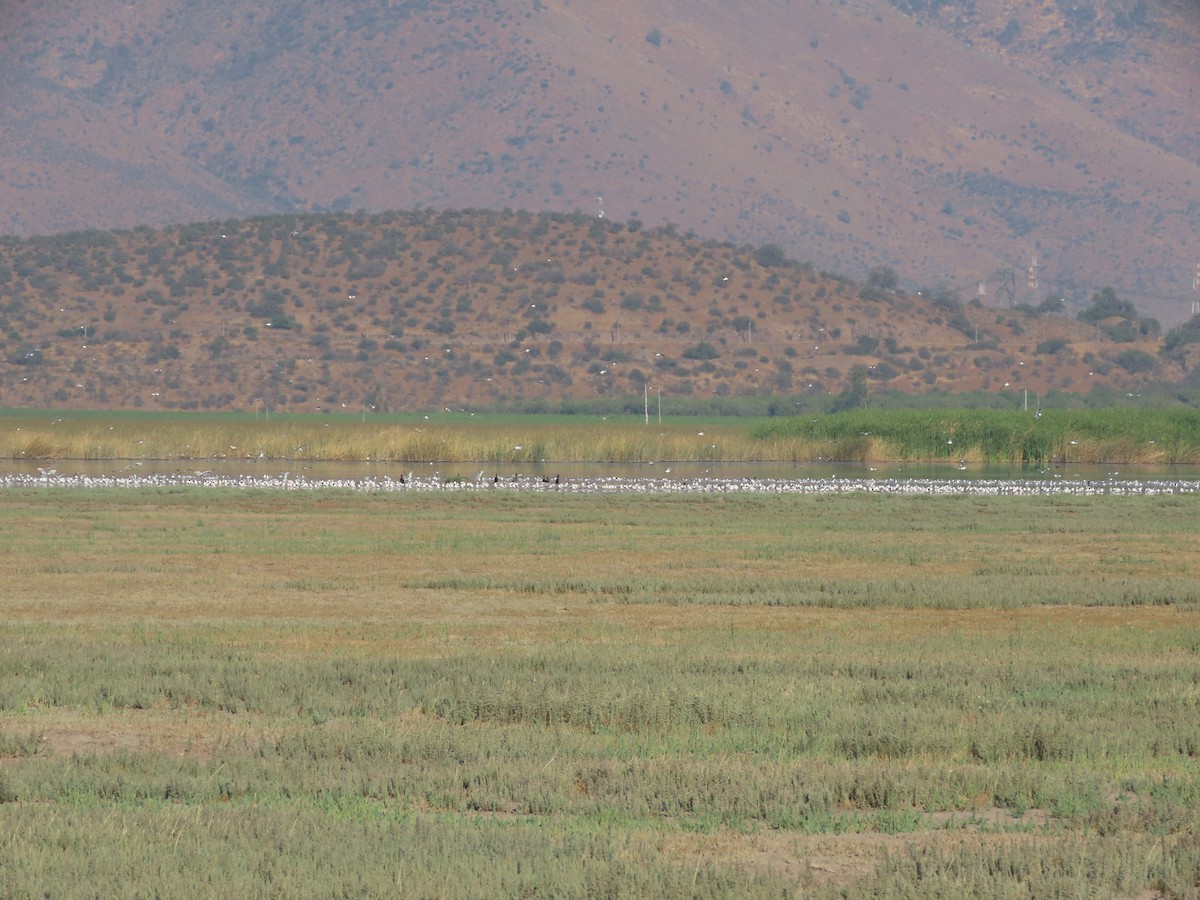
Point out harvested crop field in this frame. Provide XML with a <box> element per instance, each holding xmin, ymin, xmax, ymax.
<box><xmin>1</xmin><ymin>488</ymin><xmax>1197</xmax><ymax>896</ymax></box>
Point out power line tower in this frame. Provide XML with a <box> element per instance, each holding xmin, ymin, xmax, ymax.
<box><xmin>1190</xmin><ymin>261</ymin><xmax>1200</xmax><ymax>317</ymax></box>
<box><xmin>1027</xmin><ymin>255</ymin><xmax>1039</xmax><ymax>300</ymax></box>
<box><xmin>596</xmin><ymin>195</ymin><xmax>605</xmax><ymax>219</ymax></box>
<box><xmin>992</xmin><ymin>268</ymin><xmax>1016</xmax><ymax>306</ymax></box>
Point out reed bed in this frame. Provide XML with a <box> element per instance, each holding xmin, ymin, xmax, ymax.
<box><xmin>754</xmin><ymin>407</ymin><xmax>1200</xmax><ymax>464</ymax></box>
<box><xmin>0</xmin><ymin>489</ymin><xmax>1198</xmax><ymax>896</ymax></box>
<box><xmin>7</xmin><ymin>407</ymin><xmax>1200</xmax><ymax>464</ymax></box>
<box><xmin>0</xmin><ymin>411</ymin><xmax>764</xmax><ymax>463</ymax></box>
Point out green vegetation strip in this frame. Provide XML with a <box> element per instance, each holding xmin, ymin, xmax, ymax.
<box><xmin>0</xmin><ymin>490</ymin><xmax>1197</xmax><ymax>896</ymax></box>
<box><xmin>754</xmin><ymin>407</ymin><xmax>1200</xmax><ymax>464</ymax></box>
<box><xmin>6</xmin><ymin>407</ymin><xmax>1200</xmax><ymax>464</ymax></box>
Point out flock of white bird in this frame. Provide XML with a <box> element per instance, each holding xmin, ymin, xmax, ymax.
<box><xmin>3</xmin><ymin>470</ymin><xmax>1197</xmax><ymax>496</ymax></box>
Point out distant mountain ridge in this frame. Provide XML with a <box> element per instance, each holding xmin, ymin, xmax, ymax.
<box><xmin>1</xmin><ymin>0</ymin><xmax>1198</xmax><ymax>322</ymax></box>
<box><xmin>0</xmin><ymin>209</ymin><xmax>1178</xmax><ymax>413</ymax></box>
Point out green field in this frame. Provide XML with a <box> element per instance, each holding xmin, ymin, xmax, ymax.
<box><xmin>1</xmin><ymin>488</ymin><xmax>1198</xmax><ymax>896</ymax></box>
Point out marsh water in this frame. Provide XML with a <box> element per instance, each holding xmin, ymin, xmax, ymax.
<box><xmin>7</xmin><ymin>458</ymin><xmax>1200</xmax><ymax>484</ymax></box>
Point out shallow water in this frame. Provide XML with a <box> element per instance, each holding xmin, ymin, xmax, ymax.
<box><xmin>7</xmin><ymin>458</ymin><xmax>1200</xmax><ymax>483</ymax></box>
<box><xmin>4</xmin><ymin>461</ymin><xmax>1198</xmax><ymax>496</ymax></box>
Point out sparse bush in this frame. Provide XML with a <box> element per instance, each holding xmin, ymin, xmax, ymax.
<box><xmin>1113</xmin><ymin>349</ymin><xmax>1156</xmax><ymax>374</ymax></box>
<box><xmin>1036</xmin><ymin>338</ymin><xmax>1069</xmax><ymax>355</ymax></box>
<box><xmin>682</xmin><ymin>341</ymin><xmax>719</xmax><ymax>360</ymax></box>
<box><xmin>753</xmin><ymin>243</ymin><xmax>788</xmax><ymax>268</ymax></box>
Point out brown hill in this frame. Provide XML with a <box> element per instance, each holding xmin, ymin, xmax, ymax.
<box><xmin>1</xmin><ymin>1</ymin><xmax>1198</xmax><ymax>325</ymax></box>
<box><xmin>0</xmin><ymin>210</ymin><xmax>1176</xmax><ymax>413</ymax></box>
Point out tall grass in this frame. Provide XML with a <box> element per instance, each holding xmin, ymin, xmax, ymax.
<box><xmin>6</xmin><ymin>407</ymin><xmax>1200</xmax><ymax>463</ymax></box>
<box><xmin>753</xmin><ymin>407</ymin><xmax>1200</xmax><ymax>463</ymax></box>
<box><xmin>0</xmin><ymin>411</ymin><xmax>763</xmax><ymax>463</ymax></box>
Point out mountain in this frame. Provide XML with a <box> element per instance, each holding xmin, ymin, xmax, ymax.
<box><xmin>1</xmin><ymin>1</ymin><xmax>1198</xmax><ymax>325</ymax></box>
<box><xmin>0</xmin><ymin>210</ymin><xmax>1179</xmax><ymax>413</ymax></box>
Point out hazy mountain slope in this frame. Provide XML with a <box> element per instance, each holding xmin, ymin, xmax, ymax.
<box><xmin>0</xmin><ymin>210</ymin><xmax>1174</xmax><ymax>414</ymax></box>
<box><xmin>897</xmin><ymin>0</ymin><xmax>1200</xmax><ymax>163</ymax></box>
<box><xmin>1</xmin><ymin>0</ymin><xmax>1197</xmax><ymax>323</ymax></box>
